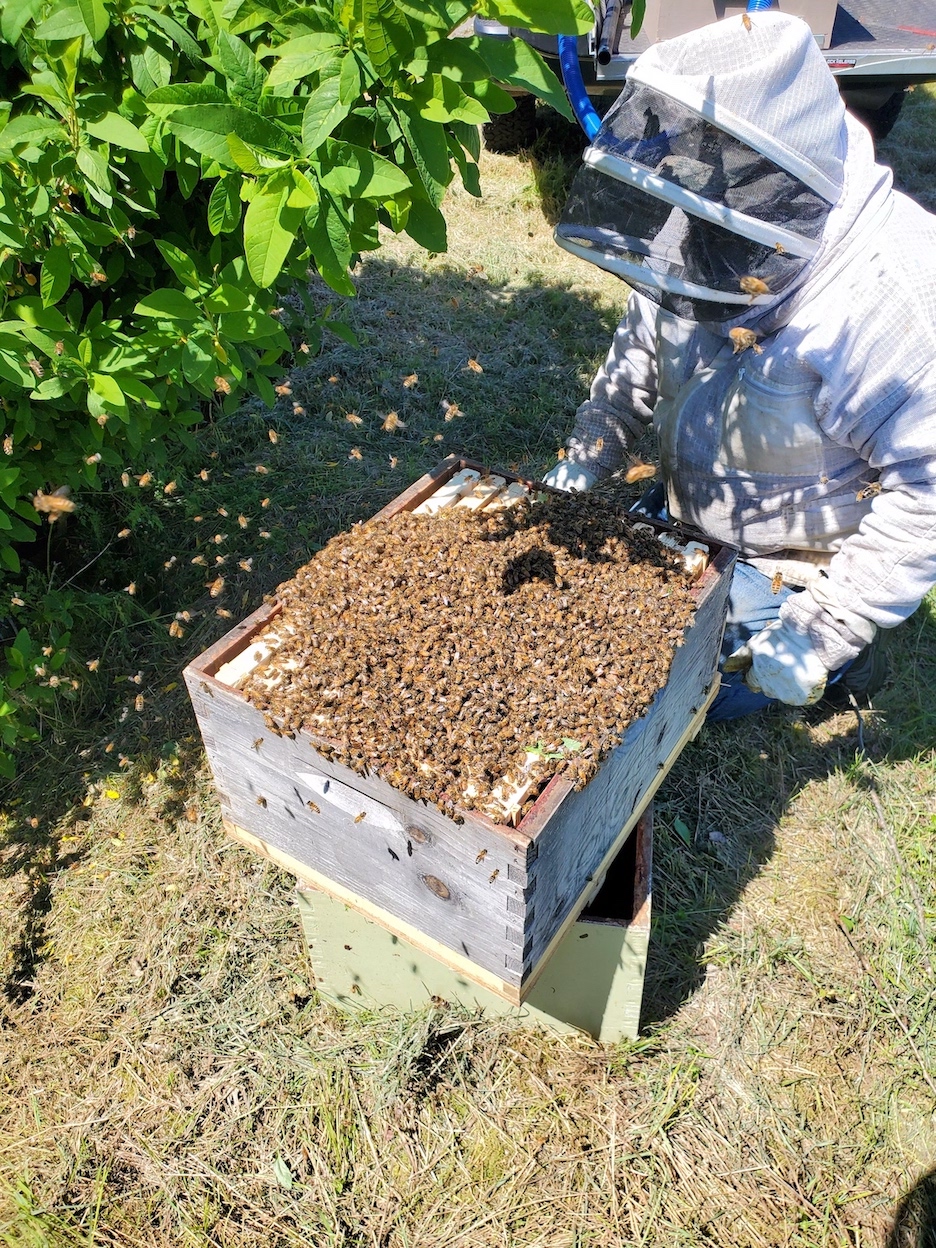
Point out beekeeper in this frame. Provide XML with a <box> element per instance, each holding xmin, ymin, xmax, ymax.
<box><xmin>546</xmin><ymin>11</ymin><xmax>936</xmax><ymax>720</ymax></box>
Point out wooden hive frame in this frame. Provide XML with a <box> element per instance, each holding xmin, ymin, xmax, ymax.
<box><xmin>185</xmin><ymin>457</ymin><xmax>736</xmax><ymax>1005</ymax></box>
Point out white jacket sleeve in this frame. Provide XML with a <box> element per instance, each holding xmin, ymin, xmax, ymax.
<box><xmin>781</xmin><ymin>360</ymin><xmax>936</xmax><ymax>670</ymax></box>
<box><xmin>566</xmin><ymin>291</ymin><xmax>659</xmax><ymax>480</ymax></box>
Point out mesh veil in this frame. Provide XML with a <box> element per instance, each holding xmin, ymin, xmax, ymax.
<box><xmin>555</xmin><ymin>80</ymin><xmax>834</xmax><ymax>320</ymax></box>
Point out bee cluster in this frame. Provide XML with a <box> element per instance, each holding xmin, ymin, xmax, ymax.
<box><xmin>241</xmin><ymin>491</ymin><xmax>697</xmax><ymax>823</ymax></box>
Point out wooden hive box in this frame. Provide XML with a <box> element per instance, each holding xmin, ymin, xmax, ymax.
<box><xmin>297</xmin><ymin>807</ymin><xmax>654</xmax><ymax>1043</ymax></box>
<box><xmin>185</xmin><ymin>457</ymin><xmax>736</xmax><ymax>1005</ymax></box>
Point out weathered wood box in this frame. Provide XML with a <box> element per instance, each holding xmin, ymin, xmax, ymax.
<box><xmin>298</xmin><ymin>807</ymin><xmax>654</xmax><ymax>1043</ymax></box>
<box><xmin>185</xmin><ymin>457</ymin><xmax>736</xmax><ymax>1004</ymax></box>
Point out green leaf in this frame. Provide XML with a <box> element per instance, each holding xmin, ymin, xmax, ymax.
<box><xmin>40</xmin><ymin>245</ymin><xmax>71</xmax><ymax>308</ymax></box>
<box><xmin>216</xmin><ymin>30</ymin><xmax>265</xmax><ymax>107</ymax></box>
<box><xmin>232</xmin><ymin>109</ymin><xmax>293</xmax><ymax>157</ymax></box>
<box><xmin>320</xmin><ymin>142</ymin><xmax>410</xmax><ymax>198</ymax></box>
<box><xmin>166</xmin><ymin>105</ymin><xmax>238</xmax><ymax>166</ymax></box>
<box><xmin>484</xmin><ymin>0</ymin><xmax>592</xmax><ymax>36</ymax></box>
<box><xmin>34</xmin><ymin>5</ymin><xmax>88</xmax><ymax>38</ymax></box>
<box><xmin>672</xmin><ymin>816</ymin><xmax>692</xmax><ymax>847</ymax></box>
<box><xmin>0</xmin><ymin>115</ymin><xmax>63</xmax><ymax>149</ymax></box>
<box><xmin>1</xmin><ymin>0</ymin><xmax>44</xmax><ymax>44</ymax></box>
<box><xmin>264</xmin><ymin>33</ymin><xmax>343</xmax><ymax>87</ymax></box>
<box><xmin>76</xmin><ymin>0</ymin><xmax>109</xmax><ymax>41</ymax></box>
<box><xmin>132</xmin><ymin>6</ymin><xmax>201</xmax><ymax>58</ymax></box>
<box><xmin>91</xmin><ymin>372</ymin><xmax>127</xmax><ymax>414</ymax></box>
<box><xmin>411</xmin><ymin>75</ymin><xmax>488</xmax><ymax>125</ymax></box>
<box><xmin>304</xmin><ymin>197</ymin><xmax>354</xmax><ymax>296</ymax></box>
<box><xmin>147</xmin><ymin>83</ymin><xmax>228</xmax><ymax>108</ymax></box>
<box><xmin>85</xmin><ymin>111</ymin><xmax>149</xmax><ymax>152</ymax></box>
<box><xmin>205</xmin><ymin>283</ymin><xmax>250</xmax><ymax>312</ymax></box>
<box><xmin>390</xmin><ymin>101</ymin><xmax>450</xmax><ymax>207</ymax></box>
<box><xmin>155</xmin><ymin>240</ymin><xmax>201</xmax><ymax>290</ymax></box>
<box><xmin>472</xmin><ymin>35</ymin><xmax>574</xmax><ymax>121</ymax></box>
<box><xmin>422</xmin><ymin>38</ymin><xmax>488</xmax><ymax>81</ymax></box>
<box><xmin>272</xmin><ymin>1157</ymin><xmax>293</xmax><ymax>1191</ymax></box>
<box><xmin>362</xmin><ymin>0</ymin><xmax>414</xmax><ymax>84</ymax></box>
<box><xmin>134</xmin><ymin>287</ymin><xmax>202</xmax><ymax>321</ymax></box>
<box><xmin>207</xmin><ymin>177</ymin><xmax>241</xmax><ymax>235</ymax></box>
<box><xmin>243</xmin><ymin>187</ymin><xmax>303</xmax><ymax>287</ymax></box>
<box><xmin>301</xmin><ymin>75</ymin><xmax>352</xmax><ymax>157</ymax></box>
<box><xmin>404</xmin><ymin>196</ymin><xmax>446</xmax><ymax>251</ymax></box>
<box><xmin>287</xmin><ymin>168</ymin><xmax>319</xmax><ymax>209</ymax></box>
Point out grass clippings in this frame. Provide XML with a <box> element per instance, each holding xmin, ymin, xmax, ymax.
<box><xmin>1</xmin><ymin>102</ymin><xmax>935</xmax><ymax>1248</ymax></box>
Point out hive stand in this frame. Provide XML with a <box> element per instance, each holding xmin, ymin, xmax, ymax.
<box><xmin>297</xmin><ymin>807</ymin><xmax>654</xmax><ymax>1043</ymax></box>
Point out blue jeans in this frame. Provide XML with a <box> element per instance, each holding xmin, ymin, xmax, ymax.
<box><xmin>630</xmin><ymin>484</ymin><xmax>847</xmax><ymax>722</ymax></box>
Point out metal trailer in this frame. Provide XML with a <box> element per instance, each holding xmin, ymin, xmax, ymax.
<box><xmin>479</xmin><ymin>1</ymin><xmax>936</xmax><ymax>148</ymax></box>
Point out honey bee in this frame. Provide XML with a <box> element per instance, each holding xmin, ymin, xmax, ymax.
<box><xmin>856</xmin><ymin>480</ymin><xmax>882</xmax><ymax>501</ymax></box>
<box><xmin>774</xmin><ymin>242</ymin><xmax>786</xmax><ymax>255</ymax></box>
<box><xmin>741</xmin><ymin>10</ymin><xmax>752</xmax><ymax>29</ymax></box>
<box><xmin>466</xmin><ymin>358</ymin><xmax>483</xmax><ymax>373</ymax></box>
<box><xmin>255</xmin><ymin>464</ymin><xmax>269</xmax><ymax>475</ymax></box>
<box><xmin>442</xmin><ymin>400</ymin><xmax>461</xmax><ymax>421</ymax></box>
<box><xmin>252</xmin><ymin>738</ymin><xmax>264</xmax><ymax>751</ymax></box>
<box><xmin>353</xmin><ymin>811</ymin><xmax>366</xmax><ymax>823</ymax></box>
<box><xmin>594</xmin><ymin>437</ymin><xmax>604</xmax><ymax>453</ymax></box>
<box><xmin>625</xmin><ymin>462</ymin><xmax>658</xmax><ymax>484</ymax></box>
<box><xmin>199</xmin><ymin>469</ymin><xmax>210</xmax><ymax>481</ymax></box>
<box><xmin>256</xmin><ymin>796</ymin><xmax>267</xmax><ymax>807</ymax></box>
<box><xmin>163</xmin><ymin>481</ymin><xmax>177</xmax><ymax>495</ymax></box>
<box><xmin>268</xmin><ymin>429</ymin><xmax>278</xmax><ymax>444</ymax></box>
<box><xmin>169</xmin><ymin>620</ymin><xmax>185</xmax><ymax>638</ymax></box>
<box><xmin>345</xmin><ymin>412</ymin><xmax>362</xmax><ymax>426</ymax></box>
<box><xmin>402</xmin><ymin>373</ymin><xmax>418</xmax><ymax>388</ymax></box>
<box><xmin>382</xmin><ymin>412</ymin><xmax>406</xmax><ymax>432</ymax></box>
<box><xmin>134</xmin><ymin>694</ymin><xmax>145</xmax><ymax>711</ymax></box>
<box><xmin>739</xmin><ymin>276</ymin><xmax>770</xmax><ymax>299</ymax></box>
<box><xmin>207</xmin><ymin>576</ymin><xmax>225</xmax><ymax>597</ymax></box>
<box><xmin>349</xmin><ymin>447</ymin><xmax>363</xmax><ymax>460</ymax></box>
<box><xmin>475</xmin><ymin>849</ymin><xmax>487</xmax><ymax>863</ymax></box>
<box><xmin>199</xmin><ymin>680</ymin><xmax>213</xmax><ymax>697</ymax></box>
<box><xmin>770</xmin><ymin>570</ymin><xmax>783</xmax><ymax>595</ymax></box>
<box><xmin>138</xmin><ymin>472</ymin><xmax>153</xmax><ymax>487</ymax></box>
<box><xmin>261</xmin><ymin>497</ymin><xmax>270</xmax><ymax>508</ymax></box>
<box><xmin>729</xmin><ymin>327</ymin><xmax>764</xmax><ymax>355</ymax></box>
<box><xmin>307</xmin><ymin>800</ymin><xmax>320</xmax><ymax>814</ymax></box>
<box><xmin>488</xmin><ymin>869</ymin><xmax>499</xmax><ymax>883</ymax></box>
<box><xmin>32</xmin><ymin>486</ymin><xmax>76</xmax><ymax>523</ymax></box>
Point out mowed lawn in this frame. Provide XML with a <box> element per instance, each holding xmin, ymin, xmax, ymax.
<box><xmin>1</xmin><ymin>91</ymin><xmax>935</xmax><ymax>1248</ymax></box>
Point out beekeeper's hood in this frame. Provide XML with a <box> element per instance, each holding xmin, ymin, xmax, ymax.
<box><xmin>555</xmin><ymin>11</ymin><xmax>891</xmax><ymax>324</ymax></box>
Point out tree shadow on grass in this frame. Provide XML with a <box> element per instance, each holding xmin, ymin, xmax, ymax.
<box><xmin>0</xmin><ymin>258</ymin><xmax>624</xmax><ymax>1009</ymax></box>
<box><xmin>887</xmin><ymin>1164</ymin><xmax>936</xmax><ymax>1248</ymax></box>
<box><xmin>641</xmin><ymin>598</ymin><xmax>936</xmax><ymax>1028</ymax></box>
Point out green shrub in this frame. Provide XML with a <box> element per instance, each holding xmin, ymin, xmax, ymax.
<box><xmin>0</xmin><ymin>0</ymin><xmax>591</xmax><ymax>774</ymax></box>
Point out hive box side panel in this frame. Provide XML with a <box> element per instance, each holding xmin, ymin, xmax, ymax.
<box><xmin>184</xmin><ymin>671</ymin><xmax>531</xmax><ymax>987</ymax></box>
<box><xmin>520</xmin><ymin>551</ymin><xmax>733</xmax><ymax>976</ymax></box>
<box><xmin>298</xmin><ymin>811</ymin><xmax>651</xmax><ymax>1043</ymax></box>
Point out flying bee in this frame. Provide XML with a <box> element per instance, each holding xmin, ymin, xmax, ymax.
<box><xmin>770</xmin><ymin>570</ymin><xmax>783</xmax><ymax>595</ymax></box>
<box><xmin>856</xmin><ymin>479</ymin><xmax>882</xmax><ymax>501</ymax></box>
<box><xmin>32</xmin><ymin>486</ymin><xmax>76</xmax><ymax>522</ymax></box>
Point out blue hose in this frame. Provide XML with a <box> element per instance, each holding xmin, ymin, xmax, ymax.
<box><xmin>560</xmin><ymin>0</ymin><xmax>773</xmax><ymax>136</ymax></box>
<box><xmin>557</xmin><ymin>34</ymin><xmax>601</xmax><ymax>139</ymax></box>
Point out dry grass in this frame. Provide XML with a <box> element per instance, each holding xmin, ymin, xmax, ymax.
<box><xmin>1</xmin><ymin>106</ymin><xmax>935</xmax><ymax>1247</ymax></box>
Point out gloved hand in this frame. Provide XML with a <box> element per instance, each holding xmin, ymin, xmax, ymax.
<box><xmin>543</xmin><ymin>460</ymin><xmax>597</xmax><ymax>493</ymax></box>
<box><xmin>725</xmin><ymin>617</ymin><xmax>828</xmax><ymax>706</ymax></box>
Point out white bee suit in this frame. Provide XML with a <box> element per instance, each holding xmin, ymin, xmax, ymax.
<box><xmin>554</xmin><ymin>12</ymin><xmax>936</xmax><ymax>676</ymax></box>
